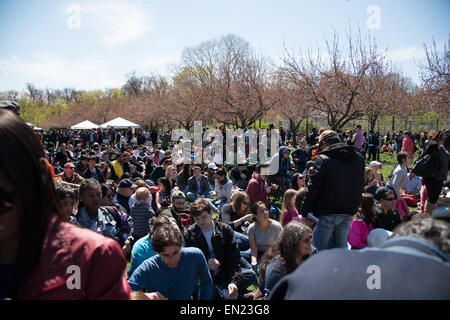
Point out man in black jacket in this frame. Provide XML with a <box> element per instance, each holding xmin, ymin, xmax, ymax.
<box><xmin>183</xmin><ymin>198</ymin><xmax>255</xmax><ymax>299</ymax></box>
<box><xmin>299</xmin><ymin>130</ymin><xmax>365</xmax><ymax>251</ymax></box>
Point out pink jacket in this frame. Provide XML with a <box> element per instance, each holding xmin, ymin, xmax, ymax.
<box><xmin>281</xmin><ymin>209</ymin><xmax>300</xmax><ymax>227</ymax></box>
<box><xmin>347</xmin><ymin>220</ymin><xmax>373</xmax><ymax>249</ymax></box>
<box><xmin>20</xmin><ymin>216</ymin><xmax>130</xmax><ymax>300</ymax></box>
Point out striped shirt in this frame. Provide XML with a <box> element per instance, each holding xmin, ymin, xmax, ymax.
<box><xmin>130</xmin><ymin>202</ymin><xmax>154</xmax><ymax>238</ymax></box>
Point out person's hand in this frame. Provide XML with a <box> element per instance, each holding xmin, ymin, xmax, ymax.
<box><xmin>227</xmin><ymin>283</ymin><xmax>238</xmax><ymax>299</ymax></box>
<box><xmin>208</xmin><ymin>258</ymin><xmax>221</xmax><ymax>272</ymax></box>
<box><xmin>145</xmin><ymin>292</ymin><xmax>168</xmax><ymax>300</ymax></box>
<box><xmin>271</xmin><ymin>184</ymin><xmax>277</xmax><ymax>190</ymax></box>
<box><xmin>243</xmin><ymin>214</ymin><xmax>253</xmax><ymax>222</ymax></box>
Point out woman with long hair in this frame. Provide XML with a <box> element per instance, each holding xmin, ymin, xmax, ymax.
<box><xmin>257</xmin><ymin>222</ymin><xmax>313</xmax><ymax>299</ymax></box>
<box><xmin>279</xmin><ymin>189</ymin><xmax>300</xmax><ymax>227</ymax></box>
<box><xmin>0</xmin><ymin>109</ymin><xmax>129</xmax><ymax>299</ymax></box>
<box><xmin>347</xmin><ymin>193</ymin><xmax>375</xmax><ymax>249</ymax></box>
<box><xmin>220</xmin><ymin>191</ymin><xmax>253</xmax><ymax>251</ymax></box>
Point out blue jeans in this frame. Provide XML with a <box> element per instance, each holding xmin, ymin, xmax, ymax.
<box><xmin>312</xmin><ymin>215</ymin><xmax>352</xmax><ymax>251</ymax></box>
<box><xmin>234</xmin><ymin>231</ymin><xmax>250</xmax><ymax>251</ymax></box>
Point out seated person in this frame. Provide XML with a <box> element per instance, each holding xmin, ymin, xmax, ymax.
<box><xmin>373</xmin><ymin>187</ymin><xmax>403</xmax><ymax>232</ymax></box>
<box><xmin>150</xmin><ymin>158</ymin><xmax>172</xmax><ymax>184</ymax></box>
<box><xmin>55</xmin><ymin>162</ymin><xmax>85</xmax><ymax>189</ymax></box>
<box><xmin>187</xmin><ymin>166</ymin><xmax>214</xmax><ymax>203</ymax></box>
<box><xmin>127</xmin><ymin>222</ymin><xmax>213</xmax><ymax>300</ymax></box>
<box><xmin>248</xmin><ymin>201</ymin><xmax>283</xmax><ymax>267</ymax></box>
<box><xmin>363</xmin><ymin>166</ymin><xmax>379</xmax><ymax>196</ymax></box>
<box><xmin>212</xmin><ymin>167</ymin><xmax>233</xmax><ymax>210</ymax></box>
<box><xmin>220</xmin><ymin>191</ymin><xmax>253</xmax><ymax>251</ymax></box>
<box><xmin>347</xmin><ymin>193</ymin><xmax>375</xmax><ymax>249</ymax></box>
<box><xmin>229</xmin><ymin>163</ymin><xmax>251</xmax><ymax>190</ymax></box>
<box><xmin>127</xmin><ymin>216</ymin><xmax>171</xmax><ymax>278</ymax></box>
<box><xmin>403</xmin><ymin>171</ymin><xmax>423</xmax><ymax>197</ymax></box>
<box><xmin>183</xmin><ymin>199</ymin><xmax>256</xmax><ymax>300</ymax></box>
<box><xmin>258</xmin><ymin>222</ymin><xmax>313</xmax><ymax>299</ymax></box>
<box><xmin>159</xmin><ymin>189</ymin><xmax>193</xmax><ymax>233</ymax></box>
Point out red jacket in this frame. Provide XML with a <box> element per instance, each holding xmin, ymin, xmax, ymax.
<box><xmin>19</xmin><ymin>216</ymin><xmax>130</xmax><ymax>300</ymax></box>
<box><xmin>246</xmin><ymin>172</ymin><xmax>270</xmax><ymax>208</ymax></box>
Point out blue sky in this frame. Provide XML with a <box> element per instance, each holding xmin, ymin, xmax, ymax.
<box><xmin>0</xmin><ymin>0</ymin><xmax>448</xmax><ymax>91</ymax></box>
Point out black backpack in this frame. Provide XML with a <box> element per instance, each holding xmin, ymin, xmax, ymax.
<box><xmin>411</xmin><ymin>143</ymin><xmax>440</xmax><ymax>178</ymax></box>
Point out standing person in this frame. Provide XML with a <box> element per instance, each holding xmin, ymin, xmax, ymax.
<box><xmin>127</xmin><ymin>222</ymin><xmax>213</xmax><ymax>300</ymax></box>
<box><xmin>401</xmin><ymin>131</ymin><xmax>415</xmax><ymax>161</ymax></box>
<box><xmin>347</xmin><ymin>193</ymin><xmax>375</xmax><ymax>249</ymax></box>
<box><xmin>0</xmin><ymin>110</ymin><xmax>130</xmax><ymax>299</ymax></box>
<box><xmin>308</xmin><ymin>128</ymin><xmax>318</xmax><ymax>146</ymax></box>
<box><xmin>298</xmin><ymin>130</ymin><xmax>365</xmax><ymax>251</ymax></box>
<box><xmin>367</xmin><ymin>130</ymin><xmax>377</xmax><ymax>161</ymax></box>
<box><xmin>351</xmin><ymin>125</ymin><xmax>364</xmax><ymax>152</ymax></box>
<box><xmin>184</xmin><ymin>199</ymin><xmax>255</xmax><ymax>300</ymax></box>
<box><xmin>421</xmin><ymin>130</ymin><xmax>450</xmax><ymax>216</ymax></box>
<box><xmin>257</xmin><ymin>222</ymin><xmax>313</xmax><ymax>299</ymax></box>
<box><xmin>395</xmin><ymin>131</ymin><xmax>404</xmax><ymax>154</ymax></box>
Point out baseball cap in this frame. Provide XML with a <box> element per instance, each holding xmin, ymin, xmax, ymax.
<box><xmin>370</xmin><ymin>161</ymin><xmax>382</xmax><ymax>167</ymax></box>
<box><xmin>318</xmin><ymin>130</ymin><xmax>339</xmax><ymax>144</ymax></box>
<box><xmin>375</xmin><ymin>186</ymin><xmax>393</xmax><ymax>201</ymax></box>
<box><xmin>171</xmin><ymin>188</ymin><xmax>186</xmax><ymax>200</ymax></box>
<box><xmin>367</xmin><ymin>228</ymin><xmax>393</xmax><ymax>247</ymax></box>
<box><xmin>118</xmin><ymin>179</ymin><xmax>137</xmax><ymax>189</ymax></box>
<box><xmin>208</xmin><ymin>162</ymin><xmax>218</xmax><ymax>170</ymax></box>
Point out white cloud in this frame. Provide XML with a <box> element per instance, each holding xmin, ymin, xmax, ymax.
<box><xmin>61</xmin><ymin>0</ymin><xmax>151</xmax><ymax>47</ymax></box>
<box><xmin>389</xmin><ymin>41</ymin><xmax>446</xmax><ymax>62</ymax></box>
<box><xmin>0</xmin><ymin>53</ymin><xmax>121</xmax><ymax>90</ymax></box>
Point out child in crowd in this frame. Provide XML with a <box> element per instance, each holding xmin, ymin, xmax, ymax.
<box><xmin>130</xmin><ymin>187</ymin><xmax>155</xmax><ymax>242</ymax></box>
<box><xmin>280</xmin><ymin>189</ymin><xmax>300</xmax><ymax>227</ymax></box>
<box><xmin>347</xmin><ymin>193</ymin><xmax>375</xmax><ymax>249</ymax></box>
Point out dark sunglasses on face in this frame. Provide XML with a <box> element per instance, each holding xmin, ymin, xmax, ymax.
<box><xmin>298</xmin><ymin>176</ymin><xmax>305</xmax><ymax>180</ymax></box>
<box><xmin>0</xmin><ymin>187</ymin><xmax>15</xmax><ymax>215</ymax></box>
<box><xmin>383</xmin><ymin>197</ymin><xmax>395</xmax><ymax>201</ymax></box>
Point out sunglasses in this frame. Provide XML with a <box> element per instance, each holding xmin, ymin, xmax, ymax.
<box><xmin>66</xmin><ymin>167</ymin><xmax>75</xmax><ymax>169</ymax></box>
<box><xmin>297</xmin><ymin>176</ymin><xmax>305</xmax><ymax>180</ymax></box>
<box><xmin>0</xmin><ymin>187</ymin><xmax>16</xmax><ymax>215</ymax></box>
<box><xmin>383</xmin><ymin>197</ymin><xmax>395</xmax><ymax>201</ymax></box>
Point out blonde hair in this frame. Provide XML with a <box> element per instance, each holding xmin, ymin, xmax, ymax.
<box><xmin>280</xmin><ymin>189</ymin><xmax>298</xmax><ymax>225</ymax></box>
<box><xmin>135</xmin><ymin>187</ymin><xmax>150</xmax><ymax>202</ymax></box>
<box><xmin>364</xmin><ymin>166</ymin><xmax>374</xmax><ymax>181</ymax></box>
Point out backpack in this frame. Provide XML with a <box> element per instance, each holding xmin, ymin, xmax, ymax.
<box><xmin>411</xmin><ymin>144</ymin><xmax>440</xmax><ymax>178</ymax></box>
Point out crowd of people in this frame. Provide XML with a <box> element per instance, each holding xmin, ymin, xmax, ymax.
<box><xmin>1</xmin><ymin>100</ymin><xmax>449</xmax><ymax>300</ymax></box>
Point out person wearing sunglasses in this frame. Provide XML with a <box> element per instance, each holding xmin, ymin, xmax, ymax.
<box><xmin>55</xmin><ymin>162</ymin><xmax>85</xmax><ymax>189</ymax></box>
<box><xmin>373</xmin><ymin>186</ymin><xmax>403</xmax><ymax>232</ymax></box>
<box><xmin>291</xmin><ymin>172</ymin><xmax>306</xmax><ymax>191</ymax></box>
<box><xmin>0</xmin><ymin>109</ymin><xmax>130</xmax><ymax>299</ymax></box>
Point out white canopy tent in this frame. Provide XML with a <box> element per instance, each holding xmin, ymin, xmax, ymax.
<box><xmin>71</xmin><ymin>120</ymin><xmax>99</xmax><ymax>130</ymax></box>
<box><xmin>99</xmin><ymin>117</ymin><xmax>140</xmax><ymax>129</ymax></box>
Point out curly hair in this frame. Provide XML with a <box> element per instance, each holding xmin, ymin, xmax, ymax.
<box><xmin>391</xmin><ymin>216</ymin><xmax>449</xmax><ymax>255</ymax></box>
